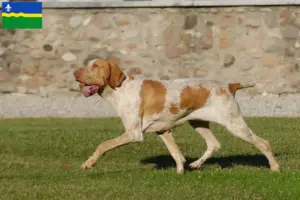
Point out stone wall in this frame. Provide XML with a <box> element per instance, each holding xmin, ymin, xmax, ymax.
<box><xmin>1</xmin><ymin>6</ymin><xmax>300</xmax><ymax>97</ymax></box>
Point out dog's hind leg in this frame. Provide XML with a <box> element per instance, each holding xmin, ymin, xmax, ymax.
<box><xmin>216</xmin><ymin>97</ymin><xmax>280</xmax><ymax>172</ymax></box>
<box><xmin>224</xmin><ymin>115</ymin><xmax>280</xmax><ymax>172</ymax></box>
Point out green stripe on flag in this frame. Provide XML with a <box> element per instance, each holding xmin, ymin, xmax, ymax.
<box><xmin>2</xmin><ymin>17</ymin><xmax>42</xmax><ymax>29</ymax></box>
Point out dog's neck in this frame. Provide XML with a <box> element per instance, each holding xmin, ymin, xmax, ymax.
<box><xmin>98</xmin><ymin>72</ymin><xmax>131</xmax><ymax>104</ymax></box>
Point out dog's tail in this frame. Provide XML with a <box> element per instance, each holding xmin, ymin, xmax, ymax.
<box><xmin>228</xmin><ymin>82</ymin><xmax>255</xmax><ymax>97</ymax></box>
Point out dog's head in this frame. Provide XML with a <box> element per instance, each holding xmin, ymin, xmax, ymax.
<box><xmin>73</xmin><ymin>59</ymin><xmax>125</xmax><ymax>97</ymax></box>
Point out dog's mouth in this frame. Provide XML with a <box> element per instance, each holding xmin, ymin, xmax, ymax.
<box><xmin>80</xmin><ymin>83</ymin><xmax>102</xmax><ymax>97</ymax></box>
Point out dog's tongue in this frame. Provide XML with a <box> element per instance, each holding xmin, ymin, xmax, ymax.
<box><xmin>82</xmin><ymin>86</ymin><xmax>92</xmax><ymax>97</ymax></box>
<box><xmin>82</xmin><ymin>85</ymin><xmax>100</xmax><ymax>97</ymax></box>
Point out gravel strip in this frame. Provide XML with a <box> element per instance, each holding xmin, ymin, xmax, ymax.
<box><xmin>0</xmin><ymin>93</ymin><xmax>300</xmax><ymax>118</ymax></box>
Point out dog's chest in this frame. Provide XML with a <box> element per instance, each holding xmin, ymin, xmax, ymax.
<box><xmin>142</xmin><ymin>111</ymin><xmax>187</xmax><ymax>133</ymax></box>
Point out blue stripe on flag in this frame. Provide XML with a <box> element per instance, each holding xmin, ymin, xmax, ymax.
<box><xmin>2</xmin><ymin>2</ymin><xmax>42</xmax><ymax>14</ymax></box>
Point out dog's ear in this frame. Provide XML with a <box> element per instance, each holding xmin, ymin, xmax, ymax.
<box><xmin>107</xmin><ymin>60</ymin><xmax>126</xmax><ymax>88</ymax></box>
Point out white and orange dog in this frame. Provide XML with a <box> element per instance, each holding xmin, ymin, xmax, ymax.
<box><xmin>73</xmin><ymin>59</ymin><xmax>280</xmax><ymax>173</ymax></box>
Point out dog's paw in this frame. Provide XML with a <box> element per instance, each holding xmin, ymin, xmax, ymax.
<box><xmin>176</xmin><ymin>167</ymin><xmax>184</xmax><ymax>174</ymax></box>
<box><xmin>189</xmin><ymin>161</ymin><xmax>203</xmax><ymax>169</ymax></box>
<box><xmin>80</xmin><ymin>159</ymin><xmax>96</xmax><ymax>169</ymax></box>
<box><xmin>271</xmin><ymin>164</ymin><xmax>280</xmax><ymax>172</ymax></box>
<box><xmin>81</xmin><ymin>163</ymin><xmax>92</xmax><ymax>169</ymax></box>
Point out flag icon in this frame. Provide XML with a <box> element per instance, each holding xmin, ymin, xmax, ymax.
<box><xmin>2</xmin><ymin>2</ymin><xmax>42</xmax><ymax>29</ymax></box>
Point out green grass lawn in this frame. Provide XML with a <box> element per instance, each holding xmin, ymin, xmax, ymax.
<box><xmin>0</xmin><ymin>117</ymin><xmax>300</xmax><ymax>200</ymax></box>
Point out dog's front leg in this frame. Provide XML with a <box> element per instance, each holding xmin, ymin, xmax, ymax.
<box><xmin>81</xmin><ymin>130</ymin><xmax>142</xmax><ymax>169</ymax></box>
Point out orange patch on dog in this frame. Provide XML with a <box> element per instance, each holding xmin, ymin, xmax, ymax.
<box><xmin>228</xmin><ymin>83</ymin><xmax>242</xmax><ymax>94</ymax></box>
<box><xmin>215</xmin><ymin>88</ymin><xmax>228</xmax><ymax>96</ymax></box>
<box><xmin>139</xmin><ymin>80</ymin><xmax>167</xmax><ymax>116</ymax></box>
<box><xmin>169</xmin><ymin>103</ymin><xmax>180</xmax><ymax>114</ymax></box>
<box><xmin>180</xmin><ymin>85</ymin><xmax>210</xmax><ymax>111</ymax></box>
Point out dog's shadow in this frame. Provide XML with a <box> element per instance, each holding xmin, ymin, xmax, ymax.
<box><xmin>141</xmin><ymin>154</ymin><xmax>275</xmax><ymax>171</ymax></box>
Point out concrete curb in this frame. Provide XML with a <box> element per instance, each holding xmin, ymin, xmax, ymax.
<box><xmin>1</xmin><ymin>93</ymin><xmax>300</xmax><ymax>118</ymax></box>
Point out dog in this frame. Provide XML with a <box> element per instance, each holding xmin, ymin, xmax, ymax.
<box><xmin>73</xmin><ymin>59</ymin><xmax>280</xmax><ymax>173</ymax></box>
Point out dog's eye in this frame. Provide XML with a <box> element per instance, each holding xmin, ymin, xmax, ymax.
<box><xmin>92</xmin><ymin>64</ymin><xmax>102</xmax><ymax>70</ymax></box>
